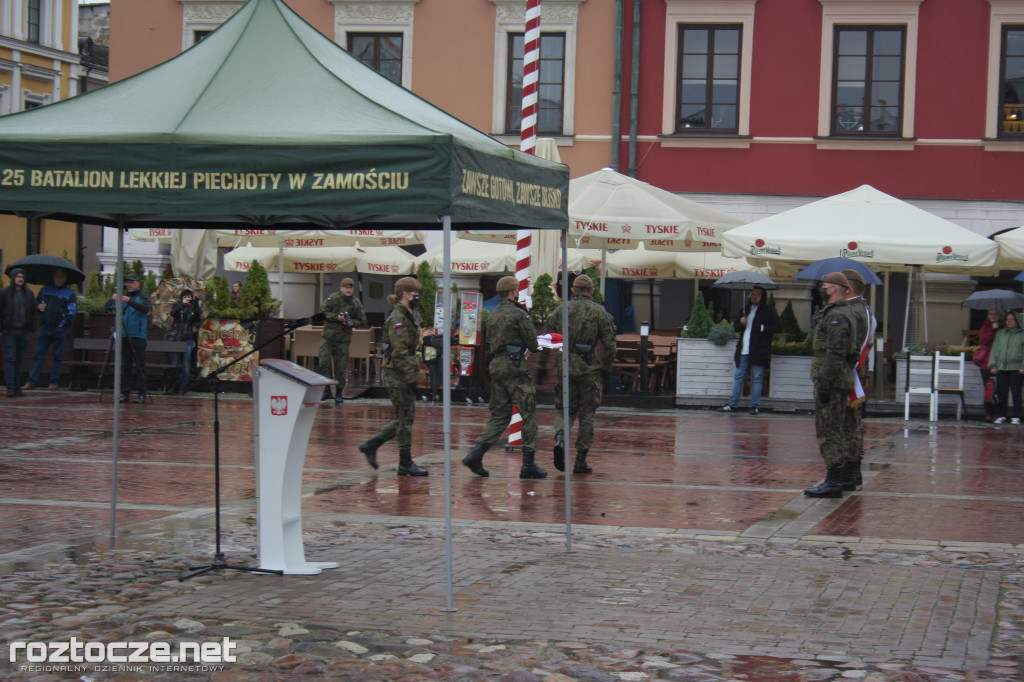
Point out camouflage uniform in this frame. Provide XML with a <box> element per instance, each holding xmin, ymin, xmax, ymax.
<box><xmin>543</xmin><ymin>293</ymin><xmax>617</xmax><ymax>452</ymax></box>
<box><xmin>317</xmin><ymin>291</ymin><xmax>367</xmax><ymax>389</ymax></box>
<box><xmin>474</xmin><ymin>298</ymin><xmax>540</xmax><ymax>450</ymax></box>
<box><xmin>376</xmin><ymin>302</ymin><xmax>421</xmax><ymax>450</ymax></box>
<box><xmin>810</xmin><ymin>299</ymin><xmax>858</xmax><ymax>468</ymax></box>
<box><xmin>842</xmin><ymin>297</ymin><xmax>871</xmax><ymax>468</ymax></box>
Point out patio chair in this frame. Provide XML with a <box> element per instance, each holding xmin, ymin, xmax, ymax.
<box><xmin>932</xmin><ymin>351</ymin><xmax>967</xmax><ymax>421</ymax></box>
<box><xmin>903</xmin><ymin>354</ymin><xmax>934</xmax><ymax>420</ymax></box>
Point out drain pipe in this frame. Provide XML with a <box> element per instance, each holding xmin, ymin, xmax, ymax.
<box><xmin>628</xmin><ymin>0</ymin><xmax>641</xmax><ymax>177</ymax></box>
<box><xmin>611</xmin><ymin>0</ymin><xmax>623</xmax><ymax>170</ymax></box>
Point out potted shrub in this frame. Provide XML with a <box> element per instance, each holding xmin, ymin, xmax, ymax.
<box><xmin>676</xmin><ymin>292</ymin><xmax>737</xmax><ymax>400</ymax></box>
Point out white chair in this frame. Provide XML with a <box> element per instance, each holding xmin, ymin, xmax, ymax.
<box><xmin>904</xmin><ymin>354</ymin><xmax>935</xmax><ymax>420</ymax></box>
<box><xmin>932</xmin><ymin>351</ymin><xmax>967</xmax><ymax>421</ymax></box>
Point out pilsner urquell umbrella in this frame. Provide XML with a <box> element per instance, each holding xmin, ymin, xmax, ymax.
<box><xmin>961</xmin><ymin>289</ymin><xmax>1024</xmax><ymax>310</ymax></box>
<box><xmin>5</xmin><ymin>254</ymin><xmax>85</xmax><ymax>286</ymax></box>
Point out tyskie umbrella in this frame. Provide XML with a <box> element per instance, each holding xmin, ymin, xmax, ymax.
<box><xmin>793</xmin><ymin>257</ymin><xmax>883</xmax><ymax>285</ymax></box>
<box><xmin>711</xmin><ymin>270</ymin><xmax>778</xmax><ymax>290</ymax></box>
<box><xmin>5</xmin><ymin>254</ymin><xmax>85</xmax><ymax>286</ymax></box>
<box><xmin>961</xmin><ymin>289</ymin><xmax>1024</xmax><ymax>310</ymax></box>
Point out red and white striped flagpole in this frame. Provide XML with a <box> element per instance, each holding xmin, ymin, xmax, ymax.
<box><xmin>509</xmin><ymin>0</ymin><xmax>541</xmax><ymax>450</ymax></box>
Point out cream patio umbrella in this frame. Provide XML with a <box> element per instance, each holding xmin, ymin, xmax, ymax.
<box><xmin>215</xmin><ymin>228</ymin><xmax>425</xmax><ymax>248</ymax></box>
<box><xmin>994</xmin><ymin>225</ymin><xmax>1024</xmax><ymax>265</ymax></box>
<box><xmin>720</xmin><ymin>184</ymin><xmax>1000</xmax><ymax>346</ymax></box>
<box><xmin>128</xmin><ymin>228</ymin><xmax>176</xmax><ymax>243</ymax></box>
<box><xmin>415</xmin><ymin>237</ymin><xmax>598</xmax><ymax>275</ymax></box>
<box><xmin>223</xmin><ymin>244</ymin><xmax>415</xmax><ymax>275</ymax></box>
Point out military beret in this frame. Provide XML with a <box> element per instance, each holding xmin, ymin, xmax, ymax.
<box><xmin>496</xmin><ymin>276</ymin><xmax>519</xmax><ymax>293</ymax></box>
<box><xmin>573</xmin><ymin>274</ymin><xmax>594</xmax><ymax>289</ymax></box>
<box><xmin>340</xmin><ymin>277</ymin><xmax>355</xmax><ymax>287</ymax></box>
<box><xmin>840</xmin><ymin>269</ymin><xmax>866</xmax><ymax>286</ymax></box>
<box><xmin>822</xmin><ymin>272</ymin><xmax>849</xmax><ymax>288</ymax></box>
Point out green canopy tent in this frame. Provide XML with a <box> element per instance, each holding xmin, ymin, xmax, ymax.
<box><xmin>0</xmin><ymin>0</ymin><xmax>571</xmax><ymax>598</ymax></box>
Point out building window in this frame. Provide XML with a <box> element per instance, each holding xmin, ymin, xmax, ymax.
<box><xmin>676</xmin><ymin>25</ymin><xmax>741</xmax><ymax>133</ymax></box>
<box><xmin>194</xmin><ymin>30</ymin><xmax>213</xmax><ymax>43</ymax></box>
<box><xmin>348</xmin><ymin>33</ymin><xmax>403</xmax><ymax>84</ymax></box>
<box><xmin>999</xmin><ymin>26</ymin><xmax>1024</xmax><ymax>137</ymax></box>
<box><xmin>505</xmin><ymin>32</ymin><xmax>565</xmax><ymax>135</ymax></box>
<box><xmin>27</xmin><ymin>0</ymin><xmax>42</xmax><ymax>44</ymax></box>
<box><xmin>831</xmin><ymin>26</ymin><xmax>905</xmax><ymax>136</ymax></box>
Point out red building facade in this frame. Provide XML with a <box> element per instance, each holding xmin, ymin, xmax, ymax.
<box><xmin>619</xmin><ymin>0</ymin><xmax>1023</xmax><ymax>208</ymax></box>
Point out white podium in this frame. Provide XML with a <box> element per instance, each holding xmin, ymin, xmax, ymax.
<box><xmin>254</xmin><ymin>358</ymin><xmax>338</xmax><ymax>575</ymax></box>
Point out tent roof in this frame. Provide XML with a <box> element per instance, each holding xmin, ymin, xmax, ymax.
<box><xmin>720</xmin><ymin>185</ymin><xmax>998</xmax><ymax>272</ymax></box>
<box><xmin>0</xmin><ymin>0</ymin><xmax>567</xmax><ymax>230</ymax></box>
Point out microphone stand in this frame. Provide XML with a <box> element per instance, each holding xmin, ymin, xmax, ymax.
<box><xmin>179</xmin><ymin>317</ymin><xmax>315</xmax><ymax>581</ymax></box>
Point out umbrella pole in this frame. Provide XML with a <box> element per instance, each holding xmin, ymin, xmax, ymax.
<box><xmin>110</xmin><ymin>224</ymin><xmax>125</xmax><ymax>545</ymax></box>
<box><xmin>902</xmin><ymin>268</ymin><xmax>913</xmax><ymax>350</ymax></box>
<box><xmin>562</xmin><ymin>232</ymin><xmax>573</xmax><ymax>552</ymax></box>
<box><xmin>442</xmin><ymin>216</ymin><xmax>455</xmax><ymax>613</ymax></box>
<box><xmin>277</xmin><ymin>236</ymin><xmax>285</xmax><ymax>319</ymax></box>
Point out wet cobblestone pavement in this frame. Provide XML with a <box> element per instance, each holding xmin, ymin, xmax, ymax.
<box><xmin>1</xmin><ymin>390</ymin><xmax>1022</xmax><ymax>681</ymax></box>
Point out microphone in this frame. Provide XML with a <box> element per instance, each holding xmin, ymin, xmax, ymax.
<box><xmin>285</xmin><ymin>312</ymin><xmax>327</xmax><ymax>331</ymax></box>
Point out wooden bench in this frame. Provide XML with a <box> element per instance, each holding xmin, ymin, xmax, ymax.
<box><xmin>68</xmin><ymin>337</ymin><xmax>190</xmax><ymax>393</ymax></box>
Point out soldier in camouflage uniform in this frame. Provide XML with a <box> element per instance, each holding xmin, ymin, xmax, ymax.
<box><xmin>358</xmin><ymin>277</ymin><xmax>428</xmax><ymax>476</ymax></box>
<box><xmin>462</xmin><ymin>276</ymin><xmax>547</xmax><ymax>479</ymax></box>
<box><xmin>805</xmin><ymin>272</ymin><xmax>859</xmax><ymax>498</ymax></box>
<box><xmin>317</xmin><ymin>278</ymin><xmax>367</xmax><ymax>403</ymax></box>
<box><xmin>538</xmin><ymin>274</ymin><xmax>616</xmax><ymax>474</ymax></box>
<box><xmin>840</xmin><ymin>269</ymin><xmax>875</xmax><ymax>491</ymax></box>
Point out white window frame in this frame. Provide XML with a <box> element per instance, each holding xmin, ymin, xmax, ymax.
<box><xmin>490</xmin><ymin>0</ymin><xmax>583</xmax><ymax>142</ymax></box>
<box><xmin>985</xmin><ymin>0</ymin><xmax>1024</xmax><ymax>147</ymax></box>
<box><xmin>330</xmin><ymin>1</ymin><xmax>418</xmax><ymax>91</ymax></box>
<box><xmin>178</xmin><ymin>1</ymin><xmax>244</xmax><ymax>51</ymax></box>
<box><xmin>660</xmin><ymin>0</ymin><xmax>755</xmax><ymax>149</ymax></box>
<box><xmin>817</xmin><ymin>0</ymin><xmax>922</xmax><ymax>149</ymax></box>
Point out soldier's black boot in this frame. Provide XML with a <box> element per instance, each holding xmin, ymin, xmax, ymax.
<box><xmin>321</xmin><ymin>386</ymin><xmax>333</xmax><ymax>401</ymax></box>
<box><xmin>573</xmin><ymin>449</ymin><xmax>593</xmax><ymax>474</ymax></box>
<box><xmin>553</xmin><ymin>432</ymin><xmax>565</xmax><ymax>472</ymax></box>
<box><xmin>839</xmin><ymin>460</ymin><xmax>860</xmax><ymax>492</ymax></box>
<box><xmin>803</xmin><ymin>466</ymin><xmax>843</xmax><ymax>498</ymax></box>
<box><xmin>359</xmin><ymin>435</ymin><xmax>385</xmax><ymax>470</ymax></box>
<box><xmin>519</xmin><ymin>449</ymin><xmax>548</xmax><ymax>479</ymax></box>
<box><xmin>462</xmin><ymin>443</ymin><xmax>490</xmax><ymax>477</ymax></box>
<box><xmin>398</xmin><ymin>448</ymin><xmax>429</xmax><ymax>477</ymax></box>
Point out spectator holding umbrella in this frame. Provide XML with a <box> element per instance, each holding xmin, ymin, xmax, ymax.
<box><xmin>0</xmin><ymin>267</ymin><xmax>36</xmax><ymax>396</ymax></box>
<box><xmin>975</xmin><ymin>308</ymin><xmax>1001</xmax><ymax>422</ymax></box>
<box><xmin>23</xmin><ymin>267</ymin><xmax>77</xmax><ymax>390</ymax></box>
<box><xmin>988</xmin><ymin>310</ymin><xmax>1024</xmax><ymax>425</ymax></box>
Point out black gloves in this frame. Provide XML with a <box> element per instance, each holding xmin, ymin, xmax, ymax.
<box><xmin>818</xmin><ymin>388</ymin><xmax>832</xmax><ymax>403</ymax></box>
<box><xmin>535</xmin><ymin>367</ymin><xmax>549</xmax><ymax>384</ymax></box>
<box><xmin>600</xmin><ymin>369</ymin><xmax>611</xmax><ymax>385</ymax></box>
<box><xmin>408</xmin><ymin>382</ymin><xmax>419</xmax><ymax>392</ymax></box>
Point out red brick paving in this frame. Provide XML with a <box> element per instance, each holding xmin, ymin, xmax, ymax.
<box><xmin>0</xmin><ymin>392</ymin><xmax>1022</xmax><ymax>557</ymax></box>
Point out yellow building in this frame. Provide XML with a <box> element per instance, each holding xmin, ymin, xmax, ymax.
<box><xmin>0</xmin><ymin>0</ymin><xmax>87</xmax><ymax>278</ymax></box>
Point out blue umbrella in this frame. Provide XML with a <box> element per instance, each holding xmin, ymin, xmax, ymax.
<box><xmin>1015</xmin><ymin>271</ymin><xmax>1024</xmax><ymax>282</ymax></box>
<box><xmin>793</xmin><ymin>257</ymin><xmax>882</xmax><ymax>285</ymax></box>
<box><xmin>961</xmin><ymin>289</ymin><xmax>1024</xmax><ymax>310</ymax></box>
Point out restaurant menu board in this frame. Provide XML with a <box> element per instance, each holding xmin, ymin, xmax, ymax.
<box><xmin>459</xmin><ymin>292</ymin><xmax>482</xmax><ymax>345</ymax></box>
<box><xmin>197</xmin><ymin>318</ymin><xmax>258</xmax><ymax>382</ymax></box>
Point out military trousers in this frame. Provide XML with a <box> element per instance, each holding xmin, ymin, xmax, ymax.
<box><xmin>378</xmin><ymin>370</ymin><xmax>416</xmax><ymax>450</ymax></box>
<box><xmin>476</xmin><ymin>374</ymin><xmax>537</xmax><ymax>451</ymax></box>
<box><xmin>841</xmin><ymin>400</ymin><xmax>864</xmax><ymax>464</ymax></box>
<box><xmin>813</xmin><ymin>387</ymin><xmax>849</xmax><ymax>468</ymax></box>
<box><xmin>554</xmin><ymin>372</ymin><xmax>602</xmax><ymax>452</ymax></box>
<box><xmin>317</xmin><ymin>337</ymin><xmax>352</xmax><ymax>389</ymax></box>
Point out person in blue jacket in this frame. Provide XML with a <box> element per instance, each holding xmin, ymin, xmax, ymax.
<box><xmin>106</xmin><ymin>274</ymin><xmax>152</xmax><ymax>403</ymax></box>
<box><xmin>23</xmin><ymin>268</ymin><xmax>77</xmax><ymax>390</ymax></box>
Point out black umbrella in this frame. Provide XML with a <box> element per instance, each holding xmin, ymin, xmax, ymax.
<box><xmin>961</xmin><ymin>289</ymin><xmax>1024</xmax><ymax>310</ymax></box>
<box><xmin>711</xmin><ymin>270</ymin><xmax>779</xmax><ymax>290</ymax></box>
<box><xmin>5</xmin><ymin>254</ymin><xmax>85</xmax><ymax>286</ymax></box>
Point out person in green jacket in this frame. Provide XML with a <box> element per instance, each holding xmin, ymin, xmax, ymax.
<box><xmin>988</xmin><ymin>310</ymin><xmax>1024</xmax><ymax>425</ymax></box>
<box><xmin>358</xmin><ymin>277</ymin><xmax>428</xmax><ymax>475</ymax></box>
<box><xmin>316</xmin><ymin>277</ymin><xmax>367</xmax><ymax>403</ymax></box>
